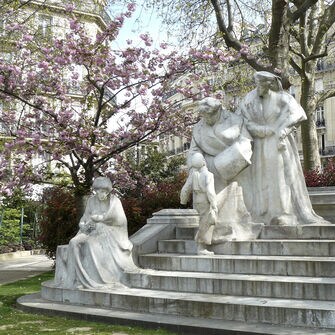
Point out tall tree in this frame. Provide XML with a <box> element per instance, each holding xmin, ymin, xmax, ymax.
<box><xmin>144</xmin><ymin>0</ymin><xmax>335</xmax><ymax>170</ymax></box>
<box><xmin>0</xmin><ymin>2</ymin><xmax>235</xmax><ymax>208</ymax></box>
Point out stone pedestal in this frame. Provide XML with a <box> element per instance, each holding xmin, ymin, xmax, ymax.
<box><xmin>18</xmin><ymin>208</ymin><xmax>335</xmax><ymax>334</ymax></box>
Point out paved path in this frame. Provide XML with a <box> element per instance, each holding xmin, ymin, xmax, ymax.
<box><xmin>0</xmin><ymin>251</ymin><xmax>54</xmax><ymax>285</ymax></box>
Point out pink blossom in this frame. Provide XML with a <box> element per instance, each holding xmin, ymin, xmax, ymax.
<box><xmin>38</xmin><ymin>61</ymin><xmax>49</xmax><ymax>70</ymax></box>
<box><xmin>65</xmin><ymin>3</ymin><xmax>75</xmax><ymax>12</ymax></box>
<box><xmin>69</xmin><ymin>19</ymin><xmax>80</xmax><ymax>32</ymax></box>
<box><xmin>127</xmin><ymin>3</ymin><xmax>136</xmax><ymax>12</ymax></box>
<box><xmin>139</xmin><ymin>33</ymin><xmax>153</xmax><ymax>47</ymax></box>
<box><xmin>23</xmin><ymin>34</ymin><xmax>33</xmax><ymax>42</ymax></box>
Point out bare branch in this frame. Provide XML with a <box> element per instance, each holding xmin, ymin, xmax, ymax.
<box><xmin>316</xmin><ymin>88</ymin><xmax>335</xmax><ymax>105</ymax></box>
<box><xmin>289</xmin><ymin>0</ymin><xmax>318</xmax><ymax>22</ymax></box>
<box><xmin>289</xmin><ymin>57</ymin><xmax>303</xmax><ymax>76</ymax></box>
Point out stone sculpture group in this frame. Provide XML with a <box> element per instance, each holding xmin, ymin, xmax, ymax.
<box><xmin>54</xmin><ymin>71</ymin><xmax>329</xmax><ymax>288</ymax></box>
<box><xmin>183</xmin><ymin>71</ymin><xmax>328</xmax><ymax>254</ymax></box>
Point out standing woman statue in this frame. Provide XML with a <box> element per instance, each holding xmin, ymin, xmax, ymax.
<box><xmin>237</xmin><ymin>71</ymin><xmax>328</xmax><ymax>226</ymax></box>
<box><xmin>55</xmin><ymin>177</ymin><xmax>138</xmax><ymax>289</ymax></box>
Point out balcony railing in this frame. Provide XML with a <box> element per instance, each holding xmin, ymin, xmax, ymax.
<box><xmin>316</xmin><ymin>119</ymin><xmax>326</xmax><ymax>128</ymax></box>
<box><xmin>320</xmin><ymin>146</ymin><xmax>335</xmax><ymax>156</ymax></box>
<box><xmin>26</xmin><ymin>0</ymin><xmax>112</xmax><ymax>25</ymax></box>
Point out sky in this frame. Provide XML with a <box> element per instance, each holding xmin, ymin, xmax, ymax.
<box><xmin>109</xmin><ymin>1</ymin><xmax>175</xmax><ymax>49</ymax></box>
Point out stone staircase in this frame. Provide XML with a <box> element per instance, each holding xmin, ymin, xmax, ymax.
<box><xmin>20</xmin><ymin>209</ymin><xmax>335</xmax><ymax>334</ymax></box>
<box><xmin>127</xmin><ymin>223</ymin><xmax>335</xmax><ymax>329</ymax></box>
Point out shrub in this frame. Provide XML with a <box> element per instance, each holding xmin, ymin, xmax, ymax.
<box><xmin>39</xmin><ymin>187</ymin><xmax>78</xmax><ymax>259</ymax></box>
<box><xmin>305</xmin><ymin>158</ymin><xmax>335</xmax><ymax>187</ymax></box>
<box><xmin>0</xmin><ymin>189</ymin><xmax>41</xmax><ymax>253</ymax></box>
<box><xmin>0</xmin><ymin>208</ymin><xmax>26</xmax><ymax>253</ymax></box>
<box><xmin>123</xmin><ymin>172</ymin><xmax>189</xmax><ymax>235</ymax></box>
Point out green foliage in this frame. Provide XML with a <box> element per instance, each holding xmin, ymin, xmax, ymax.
<box><xmin>0</xmin><ymin>208</ymin><xmax>23</xmax><ymax>250</ymax></box>
<box><xmin>122</xmin><ymin>148</ymin><xmax>188</xmax><ymax>235</ymax></box>
<box><xmin>0</xmin><ymin>189</ymin><xmax>41</xmax><ymax>253</ymax></box>
<box><xmin>0</xmin><ymin>273</ymin><xmax>177</xmax><ymax>335</ymax></box>
<box><xmin>125</xmin><ymin>146</ymin><xmax>186</xmax><ymax>189</ymax></box>
<box><xmin>39</xmin><ymin>187</ymin><xmax>78</xmax><ymax>259</ymax></box>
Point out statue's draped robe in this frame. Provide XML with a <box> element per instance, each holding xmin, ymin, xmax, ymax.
<box><xmin>188</xmin><ymin>109</ymin><xmax>262</xmax><ymax>240</ymax></box>
<box><xmin>238</xmin><ymin>89</ymin><xmax>327</xmax><ymax>225</ymax></box>
<box><xmin>55</xmin><ymin>195</ymin><xmax>137</xmax><ymax>289</ymax></box>
<box><xmin>189</xmin><ymin>109</ymin><xmax>251</xmax><ymax>193</ymax></box>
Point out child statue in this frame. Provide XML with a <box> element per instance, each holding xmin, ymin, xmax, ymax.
<box><xmin>180</xmin><ymin>153</ymin><xmax>217</xmax><ymax>255</ymax></box>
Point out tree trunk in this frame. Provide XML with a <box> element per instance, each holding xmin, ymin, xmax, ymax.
<box><xmin>300</xmin><ymin>62</ymin><xmax>321</xmax><ymax>171</ymax></box>
<box><xmin>268</xmin><ymin>0</ymin><xmax>291</xmax><ymax>88</ymax></box>
<box><xmin>75</xmin><ymin>193</ymin><xmax>89</xmax><ymax>221</ymax></box>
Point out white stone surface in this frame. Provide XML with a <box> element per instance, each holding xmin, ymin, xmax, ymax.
<box><xmin>213</xmin><ymin>182</ymin><xmax>263</xmax><ymax>241</ymax></box>
<box><xmin>185</xmin><ymin>97</ymin><xmax>261</xmax><ymax>243</ymax></box>
<box><xmin>188</xmin><ymin>97</ymin><xmax>252</xmax><ymax>193</ymax></box>
<box><xmin>19</xmin><ymin>293</ymin><xmax>335</xmax><ymax>335</ymax></box>
<box><xmin>40</xmin><ymin>279</ymin><xmax>335</xmax><ymax>329</ymax></box>
<box><xmin>181</xmin><ymin>153</ymin><xmax>217</xmax><ymax>254</ymax></box>
<box><xmin>237</xmin><ymin>71</ymin><xmax>329</xmax><ymax>226</ymax></box>
<box><xmin>54</xmin><ymin>177</ymin><xmax>138</xmax><ymax>289</ymax></box>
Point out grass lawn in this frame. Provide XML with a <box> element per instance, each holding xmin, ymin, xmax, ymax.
<box><xmin>0</xmin><ymin>272</ymin><xmax>177</xmax><ymax>335</ymax></box>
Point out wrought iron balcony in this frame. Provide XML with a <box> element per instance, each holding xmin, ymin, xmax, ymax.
<box><xmin>315</xmin><ymin>119</ymin><xmax>326</xmax><ymax>128</ymax></box>
<box><xmin>24</xmin><ymin>0</ymin><xmax>111</xmax><ymax>25</ymax></box>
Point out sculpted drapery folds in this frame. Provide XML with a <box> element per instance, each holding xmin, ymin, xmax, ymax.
<box><xmin>55</xmin><ymin>177</ymin><xmax>138</xmax><ymax>289</ymax></box>
<box><xmin>183</xmin><ymin>74</ymin><xmax>330</xmax><ymax>251</ymax></box>
<box><xmin>237</xmin><ymin>71</ymin><xmax>328</xmax><ymax>226</ymax></box>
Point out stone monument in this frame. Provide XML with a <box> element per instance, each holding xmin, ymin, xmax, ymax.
<box><xmin>54</xmin><ymin>176</ymin><xmax>138</xmax><ymax>289</ymax></box>
<box><xmin>180</xmin><ymin>152</ymin><xmax>217</xmax><ymax>255</ymax></box>
<box><xmin>185</xmin><ymin>96</ymin><xmax>264</xmax><ymax>244</ymax></box>
<box><xmin>237</xmin><ymin>71</ymin><xmax>329</xmax><ymax>226</ymax></box>
<box><xmin>19</xmin><ymin>72</ymin><xmax>335</xmax><ymax>335</ymax></box>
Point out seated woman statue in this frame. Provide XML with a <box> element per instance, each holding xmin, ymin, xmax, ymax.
<box><xmin>54</xmin><ymin>176</ymin><xmax>138</xmax><ymax>289</ymax></box>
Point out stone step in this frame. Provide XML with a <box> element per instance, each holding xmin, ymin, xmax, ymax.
<box><xmin>176</xmin><ymin>225</ymin><xmax>197</xmax><ymax>239</ymax></box>
<box><xmin>158</xmin><ymin>239</ymin><xmax>197</xmax><ymax>254</ymax></box>
<box><xmin>158</xmin><ymin>239</ymin><xmax>335</xmax><ymax>256</ymax></box>
<box><xmin>41</xmin><ymin>280</ymin><xmax>335</xmax><ymax>329</ymax></box>
<box><xmin>126</xmin><ymin>270</ymin><xmax>335</xmax><ymax>300</ymax></box>
<box><xmin>260</xmin><ymin>224</ymin><xmax>335</xmax><ymax>239</ymax></box>
<box><xmin>18</xmin><ymin>293</ymin><xmax>335</xmax><ymax>335</ymax></box>
<box><xmin>139</xmin><ymin>253</ymin><xmax>335</xmax><ymax>277</ymax></box>
<box><xmin>174</xmin><ymin>224</ymin><xmax>335</xmax><ymax>240</ymax></box>
<box><xmin>212</xmin><ymin>240</ymin><xmax>335</xmax><ymax>256</ymax></box>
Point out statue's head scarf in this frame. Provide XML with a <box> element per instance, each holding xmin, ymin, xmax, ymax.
<box><xmin>254</xmin><ymin>71</ymin><xmax>283</xmax><ymax>92</ymax></box>
<box><xmin>92</xmin><ymin>177</ymin><xmax>113</xmax><ymax>192</ymax></box>
<box><xmin>197</xmin><ymin>97</ymin><xmax>222</xmax><ymax>115</ymax></box>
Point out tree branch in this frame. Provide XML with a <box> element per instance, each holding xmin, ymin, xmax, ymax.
<box><xmin>289</xmin><ymin>0</ymin><xmax>318</xmax><ymax>22</ymax></box>
<box><xmin>316</xmin><ymin>88</ymin><xmax>335</xmax><ymax>105</ymax></box>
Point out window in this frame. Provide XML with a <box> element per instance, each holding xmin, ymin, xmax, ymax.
<box><xmin>315</xmin><ymin>105</ymin><xmax>325</xmax><ymax>127</ymax></box>
<box><xmin>183</xmin><ymin>142</ymin><xmax>190</xmax><ymax>151</ymax></box>
<box><xmin>315</xmin><ymin>79</ymin><xmax>324</xmax><ymax>92</ymax></box>
<box><xmin>316</xmin><ymin>60</ymin><xmax>325</xmax><ymax>71</ymax></box>
<box><xmin>37</xmin><ymin>15</ymin><xmax>53</xmax><ymax>38</ymax></box>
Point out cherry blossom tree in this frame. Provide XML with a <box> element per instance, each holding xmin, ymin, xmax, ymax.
<box><xmin>0</xmin><ymin>2</ymin><xmax>236</xmax><ymax>209</ymax></box>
